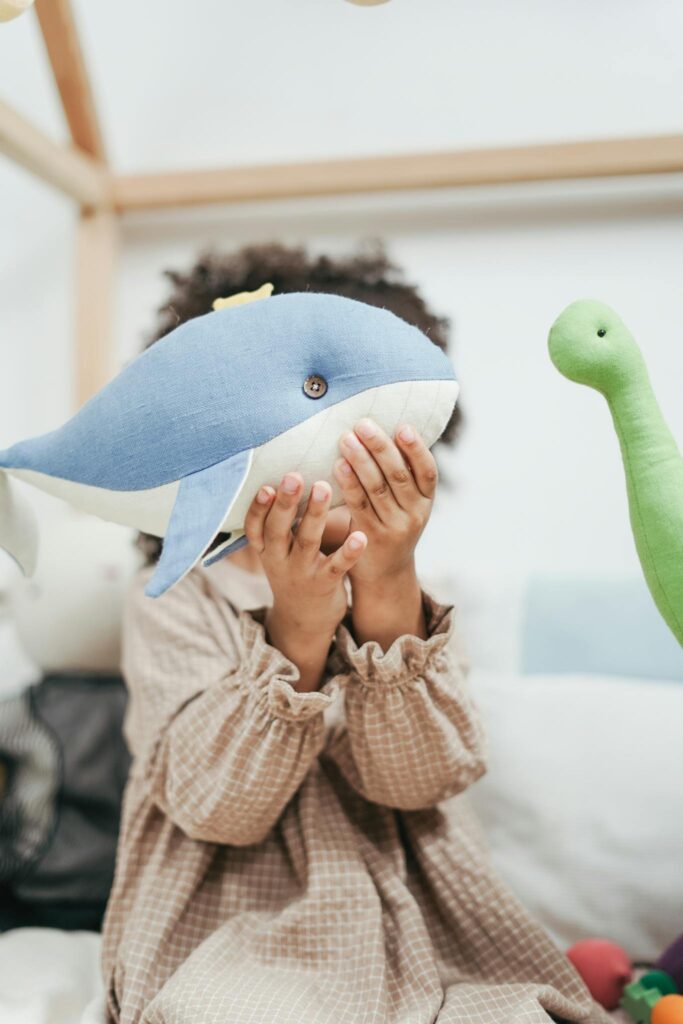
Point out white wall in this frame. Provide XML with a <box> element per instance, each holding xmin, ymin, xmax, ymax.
<box><xmin>1</xmin><ymin>0</ymin><xmax>682</xmax><ymax>586</ymax></box>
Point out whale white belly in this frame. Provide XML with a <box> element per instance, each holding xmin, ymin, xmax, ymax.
<box><xmin>232</xmin><ymin>377</ymin><xmax>458</xmax><ymax>528</ymax></box>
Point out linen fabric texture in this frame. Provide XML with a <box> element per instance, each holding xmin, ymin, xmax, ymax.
<box><xmin>101</xmin><ymin>559</ymin><xmax>609</xmax><ymax>1024</ymax></box>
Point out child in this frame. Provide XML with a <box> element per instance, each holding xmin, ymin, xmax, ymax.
<box><xmin>102</xmin><ymin>245</ymin><xmax>608</xmax><ymax>1024</ymax></box>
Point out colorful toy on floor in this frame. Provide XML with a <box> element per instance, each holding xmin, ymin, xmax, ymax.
<box><xmin>651</xmin><ymin>995</ymin><xmax>683</xmax><ymax>1024</ymax></box>
<box><xmin>657</xmin><ymin>935</ymin><xmax>683</xmax><ymax>993</ymax></box>
<box><xmin>548</xmin><ymin>300</ymin><xmax>683</xmax><ymax>647</ymax></box>
<box><xmin>0</xmin><ymin>288</ymin><xmax>458</xmax><ymax>598</ymax></box>
<box><xmin>566</xmin><ymin>935</ymin><xmax>683</xmax><ymax>1021</ymax></box>
<box><xmin>566</xmin><ymin>938</ymin><xmax>632</xmax><ymax>1010</ymax></box>
<box><xmin>621</xmin><ymin>981</ymin><xmax>666</xmax><ymax>1024</ymax></box>
<box><xmin>642</xmin><ymin>973</ymin><xmax>680</xmax><ymax>998</ymax></box>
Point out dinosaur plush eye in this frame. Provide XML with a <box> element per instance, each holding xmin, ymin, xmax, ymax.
<box><xmin>597</xmin><ymin>328</ymin><xmax>607</xmax><ymax>338</ymax></box>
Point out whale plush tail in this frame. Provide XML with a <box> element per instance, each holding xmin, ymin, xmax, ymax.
<box><xmin>0</xmin><ymin>470</ymin><xmax>39</xmax><ymax>577</ymax></box>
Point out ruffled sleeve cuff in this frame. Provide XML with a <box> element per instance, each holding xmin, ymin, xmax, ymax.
<box><xmin>238</xmin><ymin>607</ymin><xmax>338</xmax><ymax>722</ymax></box>
<box><xmin>329</xmin><ymin>589</ymin><xmax>455</xmax><ymax>688</ymax></box>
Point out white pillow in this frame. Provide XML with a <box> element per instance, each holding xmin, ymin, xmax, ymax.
<box><xmin>0</xmin><ymin>928</ymin><xmax>104</xmax><ymax>1024</ymax></box>
<box><xmin>467</xmin><ymin>669</ymin><xmax>683</xmax><ymax>961</ymax></box>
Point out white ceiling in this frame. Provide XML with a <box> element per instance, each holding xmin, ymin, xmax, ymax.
<box><xmin>0</xmin><ymin>0</ymin><xmax>681</xmax><ymax>174</ymax></box>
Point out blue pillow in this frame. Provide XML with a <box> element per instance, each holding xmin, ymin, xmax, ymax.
<box><xmin>521</xmin><ymin>576</ymin><xmax>683</xmax><ymax>682</ymax></box>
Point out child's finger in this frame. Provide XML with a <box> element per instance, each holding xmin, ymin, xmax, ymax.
<box><xmin>338</xmin><ymin>431</ymin><xmax>393</xmax><ymax>523</ymax></box>
<box><xmin>395</xmin><ymin>425</ymin><xmax>439</xmax><ymax>499</ymax></box>
<box><xmin>290</xmin><ymin>481</ymin><xmax>331</xmax><ymax>566</ymax></box>
<box><xmin>333</xmin><ymin>457</ymin><xmax>378</xmax><ymax>527</ymax></box>
<box><xmin>263</xmin><ymin>473</ymin><xmax>303</xmax><ymax>558</ymax></box>
<box><xmin>325</xmin><ymin>530</ymin><xmax>367</xmax><ymax>578</ymax></box>
<box><xmin>353</xmin><ymin>418</ymin><xmax>419</xmax><ymax>510</ymax></box>
<box><xmin>244</xmin><ymin>485</ymin><xmax>276</xmax><ymax>552</ymax></box>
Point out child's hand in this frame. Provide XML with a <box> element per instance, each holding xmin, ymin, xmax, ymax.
<box><xmin>244</xmin><ymin>473</ymin><xmax>367</xmax><ymax>691</ymax></box>
<box><xmin>332</xmin><ymin>419</ymin><xmax>437</xmax><ymax>589</ymax></box>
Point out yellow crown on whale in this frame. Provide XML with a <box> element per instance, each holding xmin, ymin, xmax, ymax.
<box><xmin>212</xmin><ymin>282</ymin><xmax>274</xmax><ymax>312</ymax></box>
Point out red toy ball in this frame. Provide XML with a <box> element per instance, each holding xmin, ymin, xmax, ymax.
<box><xmin>652</xmin><ymin>994</ymin><xmax>683</xmax><ymax>1024</ymax></box>
<box><xmin>566</xmin><ymin>938</ymin><xmax>632</xmax><ymax>1011</ymax></box>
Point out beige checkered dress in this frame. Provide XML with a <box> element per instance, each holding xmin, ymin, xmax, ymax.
<box><xmin>101</xmin><ymin>558</ymin><xmax>609</xmax><ymax>1024</ymax></box>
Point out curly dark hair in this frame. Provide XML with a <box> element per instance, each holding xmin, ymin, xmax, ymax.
<box><xmin>138</xmin><ymin>241</ymin><xmax>461</xmax><ymax>564</ymax></box>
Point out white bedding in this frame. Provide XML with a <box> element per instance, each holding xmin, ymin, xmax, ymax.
<box><xmin>0</xmin><ymin>928</ymin><xmax>105</xmax><ymax>1024</ymax></box>
<box><xmin>467</xmin><ymin>668</ymin><xmax>683</xmax><ymax>961</ymax></box>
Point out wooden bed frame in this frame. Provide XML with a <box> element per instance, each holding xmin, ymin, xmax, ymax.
<box><xmin>2</xmin><ymin>0</ymin><xmax>682</xmax><ymax>408</ymax></box>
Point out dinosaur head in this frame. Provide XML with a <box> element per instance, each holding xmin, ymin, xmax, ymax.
<box><xmin>548</xmin><ymin>299</ymin><xmax>643</xmax><ymax>397</ymax></box>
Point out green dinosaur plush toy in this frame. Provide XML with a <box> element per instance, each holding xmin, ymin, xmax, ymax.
<box><xmin>548</xmin><ymin>299</ymin><xmax>683</xmax><ymax>648</ymax></box>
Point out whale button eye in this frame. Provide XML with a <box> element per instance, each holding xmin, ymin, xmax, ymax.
<box><xmin>597</xmin><ymin>328</ymin><xmax>607</xmax><ymax>337</ymax></box>
<box><xmin>303</xmin><ymin>374</ymin><xmax>327</xmax><ymax>399</ymax></box>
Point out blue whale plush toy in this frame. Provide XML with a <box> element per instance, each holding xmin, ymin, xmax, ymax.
<box><xmin>0</xmin><ymin>290</ymin><xmax>458</xmax><ymax>597</ymax></box>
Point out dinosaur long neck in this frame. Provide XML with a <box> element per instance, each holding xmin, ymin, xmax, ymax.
<box><xmin>608</xmin><ymin>373</ymin><xmax>680</xmax><ymax>473</ymax></box>
<box><xmin>606</xmin><ymin>370</ymin><xmax>683</xmax><ymax>646</ymax></box>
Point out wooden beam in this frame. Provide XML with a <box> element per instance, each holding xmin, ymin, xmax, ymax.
<box><xmin>75</xmin><ymin>208</ymin><xmax>118</xmax><ymax>407</ymax></box>
<box><xmin>113</xmin><ymin>134</ymin><xmax>683</xmax><ymax>211</ymax></box>
<box><xmin>35</xmin><ymin>0</ymin><xmax>106</xmax><ymax>161</ymax></box>
<box><xmin>0</xmin><ymin>98</ymin><xmax>110</xmax><ymax>206</ymax></box>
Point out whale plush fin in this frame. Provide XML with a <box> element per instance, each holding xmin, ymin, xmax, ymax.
<box><xmin>0</xmin><ymin>470</ymin><xmax>39</xmax><ymax>577</ymax></box>
<box><xmin>201</xmin><ymin>531</ymin><xmax>248</xmax><ymax>567</ymax></box>
<box><xmin>145</xmin><ymin>449</ymin><xmax>253</xmax><ymax>598</ymax></box>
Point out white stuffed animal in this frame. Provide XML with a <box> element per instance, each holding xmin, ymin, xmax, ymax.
<box><xmin>8</xmin><ymin>510</ymin><xmax>143</xmax><ymax>674</ymax></box>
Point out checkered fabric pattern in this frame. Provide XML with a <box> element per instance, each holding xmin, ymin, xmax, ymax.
<box><xmin>101</xmin><ymin>559</ymin><xmax>610</xmax><ymax>1024</ymax></box>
